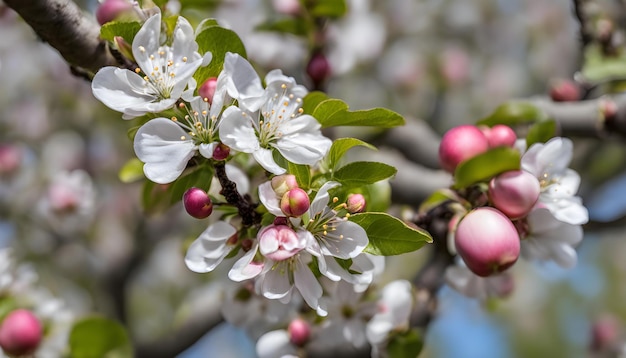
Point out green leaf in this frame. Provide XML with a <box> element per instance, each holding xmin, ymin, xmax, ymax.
<box><xmin>349</xmin><ymin>212</ymin><xmax>432</xmax><ymax>256</ymax></box>
<box><xmin>302</xmin><ymin>91</ymin><xmax>329</xmax><ymax>115</ymax></box>
<box><xmin>334</xmin><ymin>162</ymin><xmax>396</xmax><ymax>186</ymax></box>
<box><xmin>387</xmin><ymin>329</ymin><xmax>424</xmax><ymax>358</ymax></box>
<box><xmin>194</xmin><ymin>26</ymin><xmax>247</xmax><ymax>86</ymax></box>
<box><xmin>418</xmin><ymin>188</ymin><xmax>459</xmax><ymax>213</ymax></box>
<box><xmin>327</xmin><ymin>138</ymin><xmax>377</xmax><ymax>172</ymax></box>
<box><xmin>288</xmin><ymin>162</ymin><xmax>312</xmax><ymax>189</ymax></box>
<box><xmin>100</xmin><ymin>21</ymin><xmax>142</xmax><ymax>43</ymax></box>
<box><xmin>194</xmin><ymin>18</ymin><xmax>219</xmax><ymax>35</ymax></box>
<box><xmin>142</xmin><ymin>164</ymin><xmax>214</xmax><ymax>214</ymax></box>
<box><xmin>477</xmin><ymin>102</ymin><xmax>549</xmax><ymax>127</ymax></box>
<box><xmin>312</xmin><ymin>99</ymin><xmax>405</xmax><ymax>128</ymax></box>
<box><xmin>256</xmin><ymin>18</ymin><xmax>311</xmax><ymax>36</ymax></box>
<box><xmin>69</xmin><ymin>317</ymin><xmax>132</xmax><ymax>358</ymax></box>
<box><xmin>310</xmin><ymin>0</ymin><xmax>348</xmax><ymax>18</ymax></box>
<box><xmin>118</xmin><ymin>158</ymin><xmax>145</xmax><ymax>183</ymax></box>
<box><xmin>525</xmin><ymin>119</ymin><xmax>557</xmax><ymax>147</ymax></box>
<box><xmin>453</xmin><ymin>147</ymin><xmax>521</xmax><ymax>189</ymax></box>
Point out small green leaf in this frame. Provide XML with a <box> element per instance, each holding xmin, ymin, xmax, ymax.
<box><xmin>100</xmin><ymin>21</ymin><xmax>142</xmax><ymax>43</ymax></box>
<box><xmin>453</xmin><ymin>147</ymin><xmax>521</xmax><ymax>189</ymax></box>
<box><xmin>69</xmin><ymin>316</ymin><xmax>132</xmax><ymax>358</ymax></box>
<box><xmin>194</xmin><ymin>26</ymin><xmax>247</xmax><ymax>86</ymax></box>
<box><xmin>312</xmin><ymin>99</ymin><xmax>405</xmax><ymax>128</ymax></box>
<box><xmin>477</xmin><ymin>102</ymin><xmax>549</xmax><ymax>127</ymax></box>
<box><xmin>288</xmin><ymin>162</ymin><xmax>312</xmax><ymax>189</ymax></box>
<box><xmin>194</xmin><ymin>18</ymin><xmax>219</xmax><ymax>36</ymax></box>
<box><xmin>349</xmin><ymin>212</ymin><xmax>432</xmax><ymax>256</ymax></box>
<box><xmin>334</xmin><ymin>162</ymin><xmax>396</xmax><ymax>186</ymax></box>
<box><xmin>310</xmin><ymin>0</ymin><xmax>347</xmax><ymax>18</ymax></box>
<box><xmin>387</xmin><ymin>329</ymin><xmax>424</xmax><ymax>358</ymax></box>
<box><xmin>327</xmin><ymin>138</ymin><xmax>377</xmax><ymax>171</ymax></box>
<box><xmin>302</xmin><ymin>91</ymin><xmax>329</xmax><ymax>115</ymax></box>
<box><xmin>418</xmin><ymin>188</ymin><xmax>459</xmax><ymax>213</ymax></box>
<box><xmin>118</xmin><ymin>158</ymin><xmax>145</xmax><ymax>183</ymax></box>
<box><xmin>525</xmin><ymin>119</ymin><xmax>557</xmax><ymax>147</ymax></box>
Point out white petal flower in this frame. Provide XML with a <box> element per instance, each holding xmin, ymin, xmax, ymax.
<box><xmin>185</xmin><ymin>221</ymin><xmax>237</xmax><ymax>273</ymax></box>
<box><xmin>256</xmin><ymin>330</ymin><xmax>298</xmax><ymax>358</ymax></box>
<box><xmin>521</xmin><ymin>137</ymin><xmax>588</xmax><ymax>225</ymax></box>
<box><xmin>92</xmin><ymin>14</ymin><xmax>205</xmax><ymax>118</ymax></box>
<box><xmin>521</xmin><ymin>208</ymin><xmax>583</xmax><ymax>269</ymax></box>
<box><xmin>219</xmin><ymin>53</ymin><xmax>331</xmax><ymax>174</ymax></box>
<box><xmin>444</xmin><ymin>259</ymin><xmax>514</xmax><ymax>300</ymax></box>
<box><xmin>366</xmin><ymin>280</ymin><xmax>413</xmax><ymax>346</ymax></box>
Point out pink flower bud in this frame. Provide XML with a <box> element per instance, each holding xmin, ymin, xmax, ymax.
<box><xmin>95</xmin><ymin>0</ymin><xmax>134</xmax><ymax>25</ymax></box>
<box><xmin>258</xmin><ymin>225</ymin><xmax>304</xmax><ymax>261</ymax></box>
<box><xmin>489</xmin><ymin>170</ymin><xmax>540</xmax><ymax>219</ymax></box>
<box><xmin>198</xmin><ymin>78</ymin><xmax>218</xmax><ymax>104</ymax></box>
<box><xmin>280</xmin><ymin>188</ymin><xmax>310</xmax><ymax>217</ymax></box>
<box><xmin>113</xmin><ymin>36</ymin><xmax>134</xmax><ymax>62</ymax></box>
<box><xmin>0</xmin><ymin>309</ymin><xmax>43</xmax><ymax>356</ymax></box>
<box><xmin>0</xmin><ymin>144</ymin><xmax>22</xmax><ymax>175</ymax></box>
<box><xmin>288</xmin><ymin>318</ymin><xmax>311</xmax><ymax>346</ymax></box>
<box><xmin>346</xmin><ymin>193</ymin><xmax>366</xmax><ymax>213</ymax></box>
<box><xmin>212</xmin><ymin>143</ymin><xmax>230</xmax><ymax>161</ymax></box>
<box><xmin>183</xmin><ymin>187</ymin><xmax>213</xmax><ymax>219</ymax></box>
<box><xmin>271</xmin><ymin>174</ymin><xmax>299</xmax><ymax>198</ymax></box>
<box><xmin>481</xmin><ymin>125</ymin><xmax>516</xmax><ymax>148</ymax></box>
<box><xmin>306</xmin><ymin>53</ymin><xmax>331</xmax><ymax>88</ymax></box>
<box><xmin>590</xmin><ymin>315</ymin><xmax>621</xmax><ymax>352</ymax></box>
<box><xmin>550</xmin><ymin>79</ymin><xmax>581</xmax><ymax>102</ymax></box>
<box><xmin>48</xmin><ymin>183</ymin><xmax>79</xmax><ymax>213</ymax></box>
<box><xmin>439</xmin><ymin>125</ymin><xmax>489</xmax><ymax>173</ymax></box>
<box><xmin>455</xmin><ymin>207</ymin><xmax>520</xmax><ymax>277</ymax></box>
<box><xmin>272</xmin><ymin>0</ymin><xmax>302</xmax><ymax>15</ymax></box>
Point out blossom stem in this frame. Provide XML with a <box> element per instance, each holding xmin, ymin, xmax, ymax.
<box><xmin>214</xmin><ymin>162</ymin><xmax>261</xmax><ymax>227</ymax></box>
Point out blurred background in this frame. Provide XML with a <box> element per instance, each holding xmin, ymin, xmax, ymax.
<box><xmin>2</xmin><ymin>0</ymin><xmax>626</xmax><ymax>357</ymax></box>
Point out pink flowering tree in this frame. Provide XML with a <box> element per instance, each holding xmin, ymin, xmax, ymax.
<box><xmin>2</xmin><ymin>0</ymin><xmax>626</xmax><ymax>357</ymax></box>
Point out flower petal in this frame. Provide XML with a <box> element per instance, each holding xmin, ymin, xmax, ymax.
<box><xmin>258</xmin><ymin>181</ymin><xmax>283</xmax><ymax>216</ymax></box>
<box><xmin>219</xmin><ymin>107</ymin><xmax>260</xmax><ymax>153</ymax></box>
<box><xmin>222</xmin><ymin>53</ymin><xmax>266</xmax><ymax>112</ymax></box>
<box><xmin>92</xmin><ymin>67</ymin><xmax>157</xmax><ymax>115</ymax></box>
<box><xmin>256</xmin><ymin>330</ymin><xmax>297</xmax><ymax>358</ymax></box>
<box><xmin>132</xmin><ymin>14</ymin><xmax>162</xmax><ymax>69</ymax></box>
<box><xmin>309</xmin><ymin>181</ymin><xmax>340</xmax><ymax>216</ymax></box>
<box><xmin>276</xmin><ymin>116</ymin><xmax>332</xmax><ymax>165</ymax></box>
<box><xmin>133</xmin><ymin>118</ymin><xmax>197</xmax><ymax>184</ymax></box>
<box><xmin>253</xmin><ymin>148</ymin><xmax>286</xmax><ymax>175</ymax></box>
<box><xmin>229</xmin><ymin>242</ymin><xmax>264</xmax><ymax>281</ymax></box>
<box><xmin>262</xmin><ymin>262</ymin><xmax>292</xmax><ymax>299</ymax></box>
<box><xmin>320</xmin><ymin>220</ymin><xmax>368</xmax><ymax>259</ymax></box>
<box><xmin>294</xmin><ymin>257</ymin><xmax>323</xmax><ymax>313</ymax></box>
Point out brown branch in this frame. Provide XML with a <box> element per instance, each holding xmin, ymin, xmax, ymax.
<box><xmin>3</xmin><ymin>0</ymin><xmax>117</xmax><ymax>75</ymax></box>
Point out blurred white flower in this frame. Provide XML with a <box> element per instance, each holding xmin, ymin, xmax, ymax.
<box><xmin>366</xmin><ymin>280</ymin><xmax>413</xmax><ymax>355</ymax></box>
<box><xmin>184</xmin><ymin>221</ymin><xmax>238</xmax><ymax>273</ymax></box>
<box><xmin>444</xmin><ymin>258</ymin><xmax>514</xmax><ymax>300</ymax></box>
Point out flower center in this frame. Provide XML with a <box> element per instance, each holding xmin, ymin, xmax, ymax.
<box><xmin>171</xmin><ymin>100</ymin><xmax>219</xmax><ymax>144</ymax></box>
<box><xmin>136</xmin><ymin>45</ymin><xmax>189</xmax><ymax>100</ymax></box>
<box><xmin>257</xmin><ymin>84</ymin><xmax>304</xmax><ymax>147</ymax></box>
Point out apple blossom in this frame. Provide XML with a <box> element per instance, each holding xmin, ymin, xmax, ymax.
<box><xmin>445</xmin><ymin>259</ymin><xmax>515</xmax><ymax>300</ymax></box>
<box><xmin>346</xmin><ymin>193</ymin><xmax>366</xmax><ymax>214</ymax></box>
<box><xmin>219</xmin><ymin>53</ymin><xmax>332</xmax><ymax>174</ymax></box>
<box><xmin>0</xmin><ymin>309</ymin><xmax>42</xmax><ymax>356</ymax></box>
<box><xmin>489</xmin><ymin>170</ymin><xmax>540</xmax><ymax>219</ymax></box>
<box><xmin>92</xmin><ymin>14</ymin><xmax>208</xmax><ymax>119</ymax></box>
<box><xmin>366</xmin><ymin>280</ymin><xmax>413</xmax><ymax>348</ymax></box>
<box><xmin>438</xmin><ymin>124</ymin><xmax>489</xmax><ymax>172</ymax></box>
<box><xmin>258</xmin><ymin>224</ymin><xmax>307</xmax><ymax>261</ymax></box>
<box><xmin>454</xmin><ymin>207</ymin><xmax>520</xmax><ymax>277</ymax></box>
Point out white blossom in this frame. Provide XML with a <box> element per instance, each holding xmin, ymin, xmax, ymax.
<box><xmin>184</xmin><ymin>221</ymin><xmax>238</xmax><ymax>273</ymax></box>
<box><xmin>521</xmin><ymin>137</ymin><xmax>588</xmax><ymax>225</ymax></box>
<box><xmin>444</xmin><ymin>258</ymin><xmax>514</xmax><ymax>300</ymax></box>
<box><xmin>366</xmin><ymin>280</ymin><xmax>413</xmax><ymax>356</ymax></box>
<box><xmin>219</xmin><ymin>53</ymin><xmax>331</xmax><ymax>174</ymax></box>
<box><xmin>92</xmin><ymin>13</ymin><xmax>207</xmax><ymax>119</ymax></box>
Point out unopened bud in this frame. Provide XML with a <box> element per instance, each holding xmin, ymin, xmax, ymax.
<box><xmin>590</xmin><ymin>315</ymin><xmax>621</xmax><ymax>352</ymax></box>
<box><xmin>273</xmin><ymin>216</ymin><xmax>289</xmax><ymax>226</ymax></box>
<box><xmin>271</xmin><ymin>174</ymin><xmax>299</xmax><ymax>198</ymax></box>
<box><xmin>0</xmin><ymin>144</ymin><xmax>21</xmax><ymax>175</ymax></box>
<box><xmin>212</xmin><ymin>143</ymin><xmax>230</xmax><ymax>161</ymax></box>
<box><xmin>489</xmin><ymin>170</ymin><xmax>540</xmax><ymax>219</ymax></box>
<box><xmin>455</xmin><ymin>207</ymin><xmax>520</xmax><ymax>277</ymax></box>
<box><xmin>280</xmin><ymin>188</ymin><xmax>310</xmax><ymax>217</ymax></box>
<box><xmin>114</xmin><ymin>36</ymin><xmax>135</xmax><ymax>62</ymax></box>
<box><xmin>95</xmin><ymin>0</ymin><xmax>134</xmax><ymax>25</ymax></box>
<box><xmin>480</xmin><ymin>124</ymin><xmax>517</xmax><ymax>148</ymax></box>
<box><xmin>272</xmin><ymin>0</ymin><xmax>301</xmax><ymax>15</ymax></box>
<box><xmin>550</xmin><ymin>79</ymin><xmax>581</xmax><ymax>102</ymax></box>
<box><xmin>346</xmin><ymin>193</ymin><xmax>366</xmax><ymax>213</ymax></box>
<box><xmin>183</xmin><ymin>187</ymin><xmax>213</xmax><ymax>219</ymax></box>
<box><xmin>288</xmin><ymin>318</ymin><xmax>311</xmax><ymax>346</ymax></box>
<box><xmin>306</xmin><ymin>53</ymin><xmax>331</xmax><ymax>89</ymax></box>
<box><xmin>438</xmin><ymin>125</ymin><xmax>489</xmax><ymax>173</ymax></box>
<box><xmin>0</xmin><ymin>309</ymin><xmax>43</xmax><ymax>356</ymax></box>
<box><xmin>199</xmin><ymin>78</ymin><xmax>218</xmax><ymax>105</ymax></box>
<box><xmin>259</xmin><ymin>225</ymin><xmax>304</xmax><ymax>261</ymax></box>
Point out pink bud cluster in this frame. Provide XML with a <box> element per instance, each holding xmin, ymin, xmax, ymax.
<box><xmin>438</xmin><ymin>124</ymin><xmax>516</xmax><ymax>173</ymax></box>
<box><xmin>271</xmin><ymin>175</ymin><xmax>310</xmax><ymax>218</ymax></box>
<box><xmin>442</xmin><ymin>124</ymin><xmax>549</xmax><ymax>277</ymax></box>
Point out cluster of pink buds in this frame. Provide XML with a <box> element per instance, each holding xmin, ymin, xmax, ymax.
<box><xmin>440</xmin><ymin>124</ymin><xmax>550</xmax><ymax>277</ymax></box>
<box><xmin>271</xmin><ymin>175</ymin><xmax>311</xmax><ymax>218</ymax></box>
<box><xmin>438</xmin><ymin>124</ymin><xmax>516</xmax><ymax>173</ymax></box>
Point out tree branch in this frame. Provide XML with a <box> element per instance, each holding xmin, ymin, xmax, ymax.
<box><xmin>3</xmin><ymin>0</ymin><xmax>117</xmax><ymax>74</ymax></box>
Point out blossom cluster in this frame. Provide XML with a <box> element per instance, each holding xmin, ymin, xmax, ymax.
<box><xmin>436</xmin><ymin>124</ymin><xmax>589</xmax><ymax>299</ymax></box>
